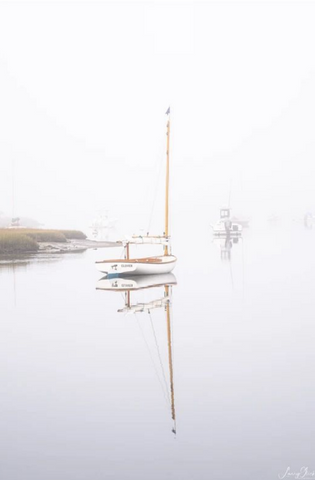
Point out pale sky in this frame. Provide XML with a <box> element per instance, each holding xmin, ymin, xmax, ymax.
<box><xmin>1</xmin><ymin>1</ymin><xmax>315</xmax><ymax>233</ymax></box>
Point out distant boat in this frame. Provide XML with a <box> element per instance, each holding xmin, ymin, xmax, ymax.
<box><xmin>0</xmin><ymin>214</ymin><xmax>42</xmax><ymax>229</ymax></box>
<box><xmin>230</xmin><ymin>216</ymin><xmax>250</xmax><ymax>228</ymax></box>
<box><xmin>96</xmin><ymin>109</ymin><xmax>177</xmax><ymax>275</ymax></box>
<box><xmin>268</xmin><ymin>214</ymin><xmax>280</xmax><ymax>225</ymax></box>
<box><xmin>212</xmin><ymin>235</ymin><xmax>240</xmax><ymax>261</ymax></box>
<box><xmin>211</xmin><ymin>208</ymin><xmax>242</xmax><ymax>237</ymax></box>
<box><xmin>304</xmin><ymin>212</ymin><xmax>315</xmax><ymax>229</ymax></box>
<box><xmin>89</xmin><ymin>211</ymin><xmax>117</xmax><ymax>242</ymax></box>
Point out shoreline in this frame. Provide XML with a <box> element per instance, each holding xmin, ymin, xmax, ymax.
<box><xmin>0</xmin><ymin>239</ymin><xmax>122</xmax><ymax>262</ymax></box>
<box><xmin>38</xmin><ymin>238</ymin><xmax>122</xmax><ymax>253</ymax></box>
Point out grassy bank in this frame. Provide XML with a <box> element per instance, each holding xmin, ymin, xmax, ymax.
<box><xmin>0</xmin><ymin>229</ymin><xmax>87</xmax><ymax>254</ymax></box>
<box><xmin>0</xmin><ymin>231</ymin><xmax>39</xmax><ymax>254</ymax></box>
<box><xmin>59</xmin><ymin>230</ymin><xmax>87</xmax><ymax>240</ymax></box>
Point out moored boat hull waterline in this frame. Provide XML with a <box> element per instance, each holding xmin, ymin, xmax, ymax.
<box><xmin>96</xmin><ymin>273</ymin><xmax>177</xmax><ymax>291</ymax></box>
<box><xmin>211</xmin><ymin>223</ymin><xmax>243</xmax><ymax>237</ymax></box>
<box><xmin>95</xmin><ymin>255</ymin><xmax>177</xmax><ymax>275</ymax></box>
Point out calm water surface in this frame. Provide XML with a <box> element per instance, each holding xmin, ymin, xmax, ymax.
<box><xmin>1</xmin><ymin>224</ymin><xmax>315</xmax><ymax>480</ymax></box>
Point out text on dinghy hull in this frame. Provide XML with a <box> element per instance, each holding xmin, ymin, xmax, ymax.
<box><xmin>95</xmin><ymin>255</ymin><xmax>177</xmax><ymax>275</ymax></box>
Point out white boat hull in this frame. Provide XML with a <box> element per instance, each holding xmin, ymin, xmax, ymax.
<box><xmin>96</xmin><ymin>255</ymin><xmax>177</xmax><ymax>275</ymax></box>
<box><xmin>211</xmin><ymin>221</ymin><xmax>242</xmax><ymax>237</ymax></box>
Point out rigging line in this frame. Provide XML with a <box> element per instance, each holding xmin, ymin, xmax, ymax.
<box><xmin>12</xmin><ymin>159</ymin><xmax>15</xmax><ymax>220</ymax></box>
<box><xmin>13</xmin><ymin>264</ymin><xmax>17</xmax><ymax>308</ymax></box>
<box><xmin>228</xmin><ymin>178</ymin><xmax>232</xmax><ymax>209</ymax></box>
<box><xmin>149</xmin><ymin>311</ymin><xmax>171</xmax><ymax>405</ymax></box>
<box><xmin>169</xmin><ymin>291</ymin><xmax>176</xmax><ymax>417</ymax></box>
<box><xmin>135</xmin><ymin>313</ymin><xmax>170</xmax><ymax>408</ymax></box>
<box><xmin>142</xmin><ymin>140</ymin><xmax>164</xmax><ymax>215</ymax></box>
<box><xmin>147</xmin><ymin>154</ymin><xmax>164</xmax><ymax>235</ymax></box>
<box><xmin>120</xmin><ymin>292</ymin><xmax>125</xmax><ymax>303</ymax></box>
<box><xmin>169</xmin><ymin>289</ymin><xmax>176</xmax><ymax>375</ymax></box>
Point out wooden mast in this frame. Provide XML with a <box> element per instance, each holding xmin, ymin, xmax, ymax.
<box><xmin>164</xmin><ymin>108</ymin><xmax>170</xmax><ymax>255</ymax></box>
<box><xmin>125</xmin><ymin>242</ymin><xmax>130</xmax><ymax>260</ymax></box>
<box><xmin>124</xmin><ymin>242</ymin><xmax>130</xmax><ymax>307</ymax></box>
<box><xmin>165</xmin><ymin>284</ymin><xmax>176</xmax><ymax>433</ymax></box>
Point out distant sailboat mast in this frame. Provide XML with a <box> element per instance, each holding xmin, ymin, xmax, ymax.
<box><xmin>11</xmin><ymin>159</ymin><xmax>20</xmax><ymax>227</ymax></box>
<box><xmin>12</xmin><ymin>159</ymin><xmax>15</xmax><ymax>221</ymax></box>
<box><xmin>164</xmin><ymin>108</ymin><xmax>171</xmax><ymax>256</ymax></box>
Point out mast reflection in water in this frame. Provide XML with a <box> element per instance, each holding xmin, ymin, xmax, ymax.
<box><xmin>97</xmin><ymin>273</ymin><xmax>177</xmax><ymax>435</ymax></box>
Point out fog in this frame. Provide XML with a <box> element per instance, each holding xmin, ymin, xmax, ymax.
<box><xmin>1</xmin><ymin>1</ymin><xmax>315</xmax><ymax>235</ymax></box>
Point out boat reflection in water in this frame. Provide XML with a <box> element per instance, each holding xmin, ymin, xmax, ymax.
<box><xmin>97</xmin><ymin>273</ymin><xmax>177</xmax><ymax>434</ymax></box>
<box><xmin>212</xmin><ymin>235</ymin><xmax>241</xmax><ymax>262</ymax></box>
<box><xmin>304</xmin><ymin>212</ymin><xmax>315</xmax><ymax>229</ymax></box>
<box><xmin>215</xmin><ymin>236</ymin><xmax>239</xmax><ymax>262</ymax></box>
<box><xmin>211</xmin><ymin>207</ymin><xmax>243</xmax><ymax>262</ymax></box>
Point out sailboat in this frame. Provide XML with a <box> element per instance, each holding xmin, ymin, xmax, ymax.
<box><xmin>96</xmin><ymin>109</ymin><xmax>177</xmax><ymax>275</ymax></box>
<box><xmin>97</xmin><ymin>273</ymin><xmax>177</xmax><ymax>434</ymax></box>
